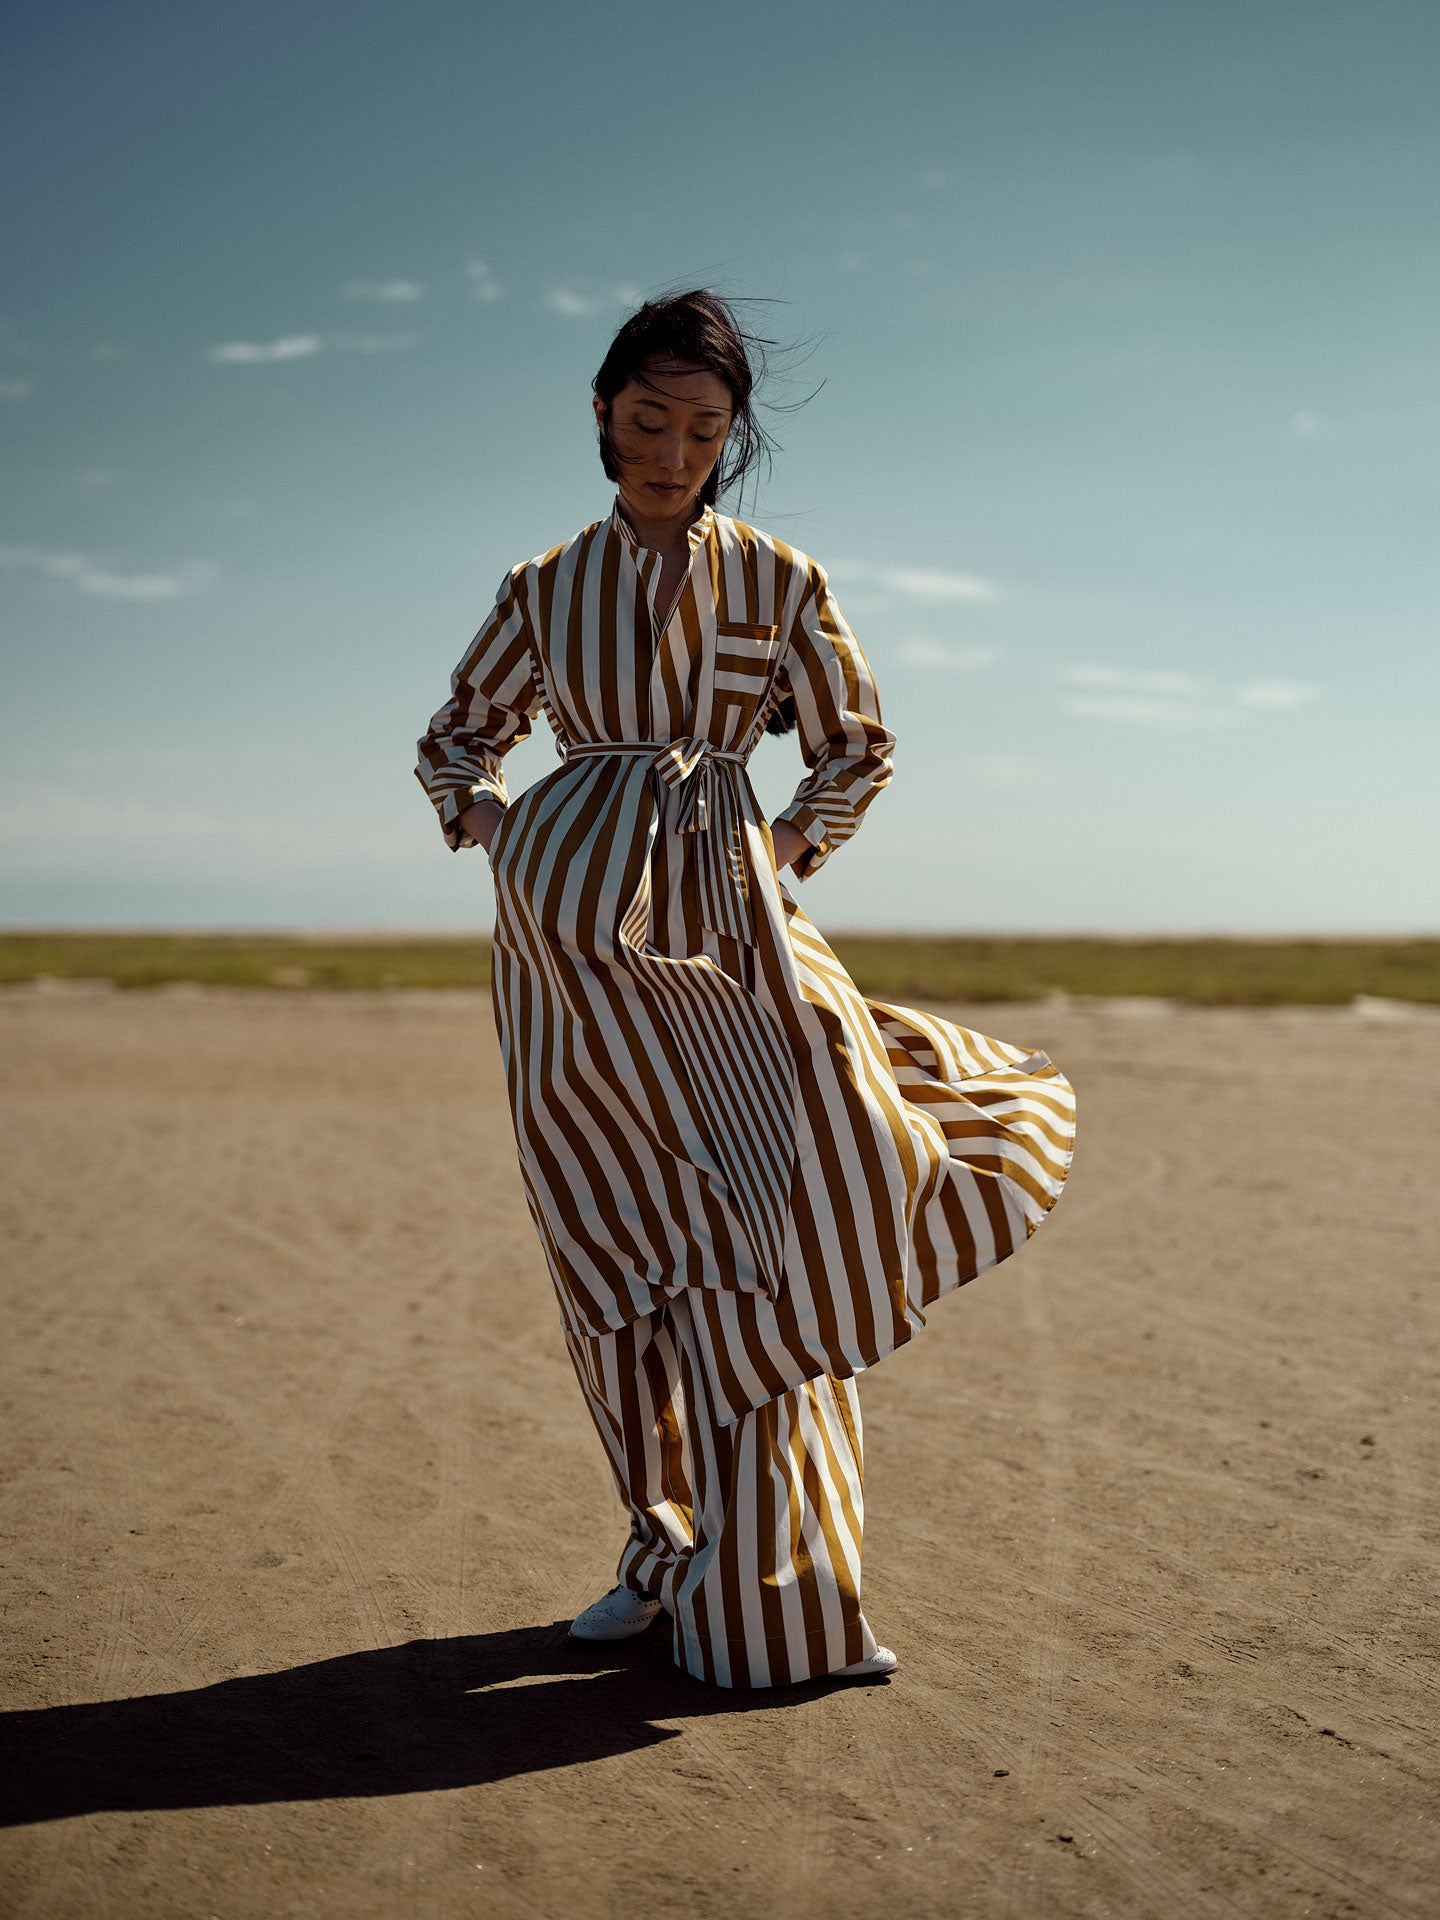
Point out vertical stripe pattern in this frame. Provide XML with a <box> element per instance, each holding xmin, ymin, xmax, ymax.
<box><xmin>565</xmin><ymin>1295</ymin><xmax>874</xmax><ymax>1687</ymax></box>
<box><xmin>417</xmin><ymin>500</ymin><xmax>1077</xmax><ymax>1425</ymax></box>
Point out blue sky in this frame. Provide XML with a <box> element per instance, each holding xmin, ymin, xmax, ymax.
<box><xmin>3</xmin><ymin>0</ymin><xmax>1437</xmax><ymax>932</ymax></box>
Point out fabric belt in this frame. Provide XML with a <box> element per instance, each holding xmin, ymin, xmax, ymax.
<box><xmin>565</xmin><ymin>738</ymin><xmax>754</xmax><ymax>944</ymax></box>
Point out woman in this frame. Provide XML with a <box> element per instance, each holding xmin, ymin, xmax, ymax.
<box><xmin>416</xmin><ymin>290</ymin><xmax>1075</xmax><ymax>1688</ymax></box>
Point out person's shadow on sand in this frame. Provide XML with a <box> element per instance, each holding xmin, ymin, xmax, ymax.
<box><xmin>1</xmin><ymin>1620</ymin><xmax>877</xmax><ymax>1827</ymax></box>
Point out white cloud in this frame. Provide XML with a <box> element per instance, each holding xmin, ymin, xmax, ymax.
<box><xmin>882</xmin><ymin>565</ymin><xmax>995</xmax><ymax>601</ymax></box>
<box><xmin>467</xmin><ymin>258</ymin><xmax>504</xmax><ymax>302</ymax></box>
<box><xmin>0</xmin><ymin>795</ymin><xmax>417</xmax><ymax>873</ymax></box>
<box><xmin>1235</xmin><ymin>679</ymin><xmax>1319</xmax><ymax>712</ymax></box>
<box><xmin>1292</xmin><ymin>404</ymin><xmax>1440</xmax><ymax>441</ymax></box>
<box><xmin>0</xmin><ymin>378</ymin><xmax>32</xmax><ymax>401</ymax></box>
<box><xmin>1063</xmin><ymin>664</ymin><xmax>1203</xmax><ymax>697</ymax></box>
<box><xmin>897</xmin><ymin>638</ymin><xmax>997</xmax><ymax>670</ymax></box>
<box><xmin>343</xmin><ymin>279</ymin><xmax>426</xmax><ymax>302</ymax></box>
<box><xmin>328</xmin><ymin>331</ymin><xmax>419</xmax><ymax>353</ymax></box>
<box><xmin>828</xmin><ymin>561</ymin><xmax>1000</xmax><ymax>603</ymax></box>
<box><xmin>17</xmin><ymin>798</ymin><xmax>244</xmax><ymax>842</ymax></box>
<box><xmin>208</xmin><ymin>335</ymin><xmax>323</xmax><ymax>365</ymax></box>
<box><xmin>547</xmin><ymin>286</ymin><xmax>641</xmax><ymax>319</ymax></box>
<box><xmin>1064</xmin><ymin>693</ymin><xmax>1244</xmax><ymax>729</ymax></box>
<box><xmin>77</xmin><ymin>570</ymin><xmax>198</xmax><ymax>601</ymax></box>
<box><xmin>0</xmin><ymin>545</ymin><xmax>213</xmax><ymax>601</ymax></box>
<box><xmin>967</xmin><ymin>750</ymin><xmax>1058</xmax><ymax>786</ymax></box>
<box><xmin>1061</xmin><ymin>663</ymin><xmax>1321</xmax><ymax>728</ymax></box>
<box><xmin>206</xmin><ymin>331</ymin><xmax>418</xmax><ymax>365</ymax></box>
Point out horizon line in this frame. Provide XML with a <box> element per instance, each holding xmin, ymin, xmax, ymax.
<box><xmin>4</xmin><ymin>925</ymin><xmax>1439</xmax><ymax>945</ymax></box>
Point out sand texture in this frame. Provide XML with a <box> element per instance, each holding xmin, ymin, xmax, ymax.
<box><xmin>1</xmin><ymin>987</ymin><xmax>1437</xmax><ymax>1918</ymax></box>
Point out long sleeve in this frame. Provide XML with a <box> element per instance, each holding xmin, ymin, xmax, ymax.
<box><xmin>771</xmin><ymin>565</ymin><xmax>896</xmax><ymax>881</ymax></box>
<box><xmin>415</xmin><ymin>568</ymin><xmax>542</xmax><ymax>851</ymax></box>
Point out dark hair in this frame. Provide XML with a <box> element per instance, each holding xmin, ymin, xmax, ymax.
<box><xmin>592</xmin><ymin>289</ymin><xmax>779</xmax><ymax>510</ymax></box>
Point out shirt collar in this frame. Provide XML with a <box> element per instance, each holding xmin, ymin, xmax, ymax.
<box><xmin>611</xmin><ymin>496</ymin><xmax>715</xmax><ymax>559</ymax></box>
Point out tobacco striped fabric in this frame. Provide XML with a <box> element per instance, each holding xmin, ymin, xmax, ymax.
<box><xmin>565</xmin><ymin>1292</ymin><xmax>875</xmax><ymax>1687</ymax></box>
<box><xmin>416</xmin><ymin>501</ymin><xmax>1076</xmax><ymax>1424</ymax></box>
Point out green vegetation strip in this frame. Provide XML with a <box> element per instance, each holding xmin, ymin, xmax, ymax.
<box><xmin>0</xmin><ymin>934</ymin><xmax>492</xmax><ymax>992</ymax></box>
<box><xmin>3</xmin><ymin>933</ymin><xmax>1438</xmax><ymax>1004</ymax></box>
<box><xmin>828</xmin><ymin>936</ymin><xmax>1440</xmax><ymax>1006</ymax></box>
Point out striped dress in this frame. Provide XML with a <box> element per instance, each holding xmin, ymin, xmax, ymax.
<box><xmin>417</xmin><ymin>499</ymin><xmax>1075</xmax><ymax>1683</ymax></box>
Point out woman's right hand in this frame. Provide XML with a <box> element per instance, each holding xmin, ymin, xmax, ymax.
<box><xmin>769</xmin><ymin>818</ymin><xmax>811</xmax><ymax>872</ymax></box>
<box><xmin>457</xmin><ymin>796</ymin><xmax>506</xmax><ymax>854</ymax></box>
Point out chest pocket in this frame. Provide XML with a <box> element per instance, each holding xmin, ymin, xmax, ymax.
<box><xmin>711</xmin><ymin>622</ymin><xmax>782</xmax><ymax>739</ymax></box>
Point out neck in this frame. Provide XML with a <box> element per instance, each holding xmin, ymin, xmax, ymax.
<box><xmin>616</xmin><ymin>490</ymin><xmax>706</xmax><ymax>556</ymax></box>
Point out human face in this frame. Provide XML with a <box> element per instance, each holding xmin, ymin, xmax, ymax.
<box><xmin>593</xmin><ymin>359</ymin><xmax>733</xmax><ymax>538</ymax></box>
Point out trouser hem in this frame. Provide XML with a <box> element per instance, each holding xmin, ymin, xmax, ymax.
<box><xmin>670</xmin><ymin>1618</ymin><xmax>872</xmax><ymax>1688</ymax></box>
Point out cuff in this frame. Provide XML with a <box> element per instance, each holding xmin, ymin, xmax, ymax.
<box><xmin>437</xmin><ymin>775</ymin><xmax>508</xmax><ymax>852</ymax></box>
<box><xmin>773</xmin><ymin>802</ymin><xmax>833</xmax><ymax>880</ymax></box>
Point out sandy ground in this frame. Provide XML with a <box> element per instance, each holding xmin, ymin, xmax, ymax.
<box><xmin>1</xmin><ymin>985</ymin><xmax>1437</xmax><ymax>1920</ymax></box>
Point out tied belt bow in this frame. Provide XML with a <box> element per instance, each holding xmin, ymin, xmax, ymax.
<box><xmin>566</xmin><ymin>738</ymin><xmax>754</xmax><ymax>945</ymax></box>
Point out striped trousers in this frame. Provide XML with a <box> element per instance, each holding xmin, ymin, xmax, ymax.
<box><xmin>564</xmin><ymin>1289</ymin><xmax>879</xmax><ymax>1687</ymax></box>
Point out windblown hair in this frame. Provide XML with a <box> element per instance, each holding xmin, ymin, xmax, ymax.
<box><xmin>592</xmin><ymin>289</ymin><xmax>779</xmax><ymax>511</ymax></box>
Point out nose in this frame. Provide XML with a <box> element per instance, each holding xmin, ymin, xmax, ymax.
<box><xmin>656</xmin><ymin>432</ymin><xmax>685</xmax><ymax>474</ymax></box>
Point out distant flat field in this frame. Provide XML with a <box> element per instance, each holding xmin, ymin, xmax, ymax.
<box><xmin>2</xmin><ymin>930</ymin><xmax>1439</xmax><ymax>1004</ymax></box>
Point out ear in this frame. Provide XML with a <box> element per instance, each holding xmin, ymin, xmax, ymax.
<box><xmin>591</xmin><ymin>394</ymin><xmax>607</xmax><ymax>429</ymax></box>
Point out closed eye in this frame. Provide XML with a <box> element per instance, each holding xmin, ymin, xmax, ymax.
<box><xmin>631</xmin><ymin>423</ymin><xmax>720</xmax><ymax>444</ymax></box>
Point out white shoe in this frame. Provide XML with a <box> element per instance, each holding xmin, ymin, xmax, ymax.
<box><xmin>568</xmin><ymin>1584</ymin><xmax>664</xmax><ymax>1642</ymax></box>
<box><xmin>835</xmin><ymin>1646</ymin><xmax>899</xmax><ymax>1678</ymax></box>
